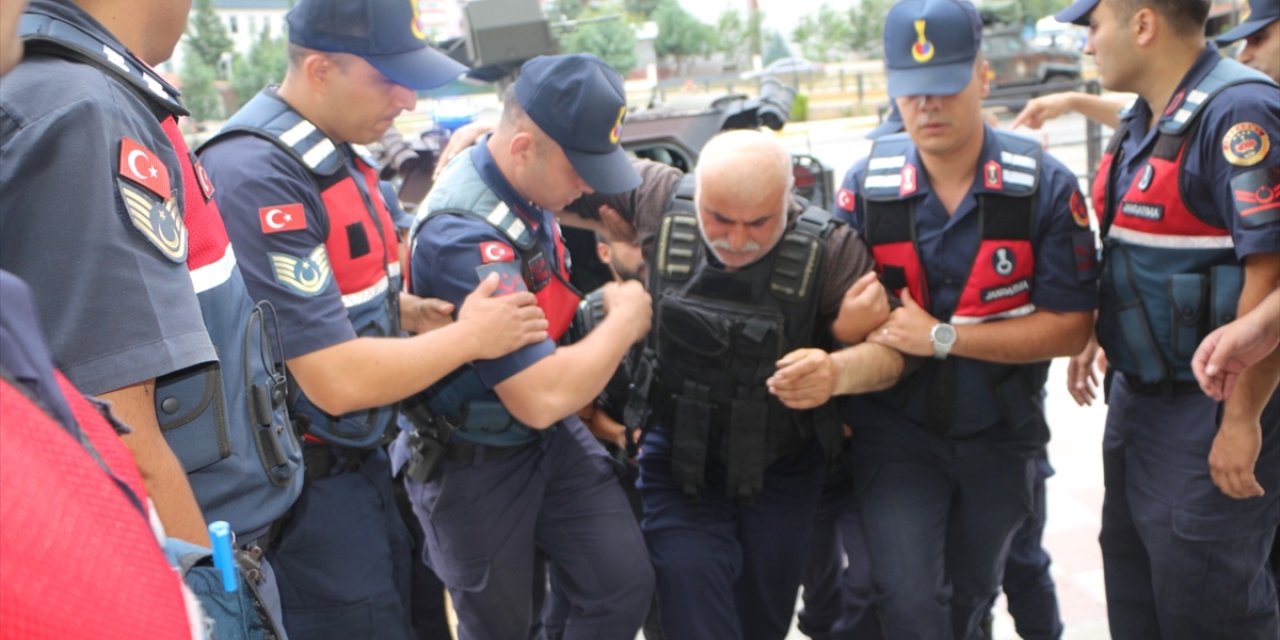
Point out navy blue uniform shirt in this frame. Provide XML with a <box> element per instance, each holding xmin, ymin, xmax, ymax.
<box><xmin>0</xmin><ymin>0</ymin><xmax>214</xmax><ymax>395</ymax></box>
<box><xmin>1106</xmin><ymin>45</ymin><xmax>1280</xmax><ymax>259</ymax></box>
<box><xmin>835</xmin><ymin>126</ymin><xmax>1098</xmax><ymax>434</ymax></box>
<box><xmin>412</xmin><ymin>141</ymin><xmax>558</xmax><ymax>390</ymax></box>
<box><xmin>199</xmin><ymin>127</ymin><xmax>363</xmax><ymax>360</ymax></box>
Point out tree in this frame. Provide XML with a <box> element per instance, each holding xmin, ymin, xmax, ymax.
<box><xmin>185</xmin><ymin>0</ymin><xmax>232</xmax><ymax>75</ymax></box>
<box><xmin>231</xmin><ymin>27</ymin><xmax>289</xmax><ymax>110</ymax></box>
<box><xmin>791</xmin><ymin>2</ymin><xmax>853</xmax><ymax>63</ymax></box>
<box><xmin>547</xmin><ymin>0</ymin><xmax>590</xmax><ymax>21</ymax></box>
<box><xmin>624</xmin><ymin>0</ymin><xmax>660</xmax><ymax>20</ymax></box>
<box><xmin>653</xmin><ymin>0</ymin><xmax>711</xmax><ymax>74</ymax></box>
<box><xmin>180</xmin><ymin>53</ymin><xmax>221</xmax><ymax>122</ymax></box>
<box><xmin>762</xmin><ymin>29</ymin><xmax>791</xmax><ymax>66</ymax></box>
<box><xmin>712</xmin><ymin>8</ymin><xmax>749</xmax><ymax>68</ymax></box>
<box><xmin>847</xmin><ymin>0</ymin><xmax>892</xmax><ymax>56</ymax></box>
<box><xmin>560</xmin><ymin>9</ymin><xmax>639</xmax><ymax>77</ymax></box>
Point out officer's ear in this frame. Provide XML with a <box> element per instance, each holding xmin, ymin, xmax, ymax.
<box><xmin>508</xmin><ymin>131</ymin><xmax>537</xmax><ymax>168</ymax></box>
<box><xmin>976</xmin><ymin>58</ymin><xmax>991</xmax><ymax>98</ymax></box>
<box><xmin>1132</xmin><ymin>7</ymin><xmax>1158</xmax><ymax>46</ymax></box>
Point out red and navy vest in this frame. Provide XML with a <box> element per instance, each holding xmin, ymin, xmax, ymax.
<box><xmin>208</xmin><ymin>91</ymin><xmax>403</xmax><ymax>449</ymax></box>
<box><xmin>1093</xmin><ymin>58</ymin><xmax>1274</xmax><ymax>384</ymax></box>
<box><xmin>405</xmin><ymin>153</ymin><xmax>583</xmax><ymax>447</ymax></box>
<box><xmin>860</xmin><ymin>130</ymin><xmax>1042</xmax><ymax>325</ymax></box>
<box><xmin>20</xmin><ymin>16</ymin><xmax>303</xmax><ymax>540</ymax></box>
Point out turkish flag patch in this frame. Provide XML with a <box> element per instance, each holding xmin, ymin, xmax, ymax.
<box><xmin>836</xmin><ymin>187</ymin><xmax>856</xmax><ymax>211</ymax></box>
<box><xmin>479</xmin><ymin>241</ymin><xmax>515</xmax><ymax>263</ymax></box>
<box><xmin>259</xmin><ymin>204</ymin><xmax>307</xmax><ymax>234</ymax></box>
<box><xmin>118</xmin><ymin>137</ymin><xmax>171</xmax><ymax>198</ymax></box>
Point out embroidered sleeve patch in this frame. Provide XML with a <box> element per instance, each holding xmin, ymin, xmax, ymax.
<box><xmin>1069</xmin><ymin>189</ymin><xmax>1090</xmax><ymax>228</ymax></box>
<box><xmin>269</xmin><ymin>245</ymin><xmax>332</xmax><ymax>296</ymax></box>
<box><xmin>1222</xmin><ymin>122</ymin><xmax>1270</xmax><ymax>168</ymax></box>
<box><xmin>259</xmin><ymin>204</ymin><xmax>307</xmax><ymax>234</ymax></box>
<box><xmin>475</xmin><ymin>262</ymin><xmax>528</xmax><ymax>295</ymax></box>
<box><xmin>479</xmin><ymin>241</ymin><xmax>516</xmax><ymax>263</ymax></box>
<box><xmin>1231</xmin><ymin>165</ymin><xmax>1280</xmax><ymax>228</ymax></box>
<box><xmin>118</xmin><ymin>137</ymin><xmax>171</xmax><ymax>198</ymax></box>
<box><xmin>1070</xmin><ymin>229</ymin><xmax>1099</xmax><ymax>282</ymax></box>
<box><xmin>836</xmin><ymin>187</ymin><xmax>856</xmax><ymax>212</ymax></box>
<box><xmin>118</xmin><ymin>179</ymin><xmax>187</xmax><ymax>262</ymax></box>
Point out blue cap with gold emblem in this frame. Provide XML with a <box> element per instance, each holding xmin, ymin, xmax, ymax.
<box><xmin>514</xmin><ymin>54</ymin><xmax>641</xmax><ymax>194</ymax></box>
<box><xmin>884</xmin><ymin>0</ymin><xmax>983</xmax><ymax>97</ymax></box>
<box><xmin>286</xmin><ymin>0</ymin><xmax>467</xmax><ymax>90</ymax></box>
<box><xmin>1055</xmin><ymin>0</ymin><xmax>1099</xmax><ymax>26</ymax></box>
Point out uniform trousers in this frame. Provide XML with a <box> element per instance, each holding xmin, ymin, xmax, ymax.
<box><xmin>1101</xmin><ymin>374</ymin><xmax>1280</xmax><ymax>639</ymax></box>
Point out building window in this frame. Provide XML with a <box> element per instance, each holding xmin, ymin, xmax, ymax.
<box><xmin>228</xmin><ymin>15</ymin><xmax>238</xmax><ymax>33</ymax></box>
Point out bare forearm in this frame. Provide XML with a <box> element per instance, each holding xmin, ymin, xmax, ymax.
<box><xmin>831</xmin><ymin>343</ymin><xmax>905</xmax><ymax>395</ymax></box>
<box><xmin>287</xmin><ymin>323</ymin><xmax>481</xmax><ymax>415</ymax></box>
<box><xmin>496</xmin><ymin>319</ymin><xmax>638</xmax><ymax>428</ymax></box>
<box><xmin>99</xmin><ymin>381</ymin><xmax>210</xmax><ymax>546</ymax></box>
<box><xmin>1223</xmin><ymin>256</ymin><xmax>1280</xmax><ymax>425</ymax></box>
<box><xmin>1068</xmin><ymin>93</ymin><xmax>1125</xmax><ymax>128</ymax></box>
<box><xmin>951</xmin><ymin>310</ymin><xmax>1093</xmax><ymax>364</ymax></box>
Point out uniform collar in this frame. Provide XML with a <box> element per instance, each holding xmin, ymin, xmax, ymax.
<box><xmin>471</xmin><ymin>136</ymin><xmax>546</xmax><ymax>231</ymax></box>
<box><xmin>23</xmin><ymin>0</ymin><xmax>185</xmax><ymax>115</ymax></box>
<box><xmin>1125</xmin><ymin>44</ymin><xmax>1223</xmax><ymax>134</ymax></box>
<box><xmin>900</xmin><ymin>125</ymin><xmax>1004</xmax><ymax>199</ymax></box>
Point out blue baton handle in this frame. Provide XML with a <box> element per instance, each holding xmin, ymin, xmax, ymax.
<box><xmin>208</xmin><ymin>521</ymin><xmax>238</xmax><ymax>592</ymax></box>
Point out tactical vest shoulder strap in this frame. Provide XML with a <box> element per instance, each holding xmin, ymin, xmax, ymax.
<box><xmin>654</xmin><ymin>210</ymin><xmax>701</xmax><ymax>282</ymax></box>
<box><xmin>666</xmin><ymin>173</ymin><xmax>697</xmax><ymax>214</ymax></box>
<box><xmin>990</xmin><ymin>130</ymin><xmax>1043</xmax><ymax>196</ymax></box>
<box><xmin>19</xmin><ymin>14</ymin><xmax>185</xmax><ymax>117</ymax></box>
<box><xmin>200</xmin><ymin>91</ymin><xmax>344</xmax><ymax>177</ymax></box>
<box><xmin>861</xmin><ymin>133</ymin><xmax>914</xmax><ymax>201</ymax></box>
<box><xmin>1159</xmin><ymin>57</ymin><xmax>1277</xmax><ymax>136</ymax></box>
<box><xmin>426</xmin><ymin>204</ymin><xmax>538</xmax><ymax>252</ymax></box>
<box><xmin>770</xmin><ymin>206</ymin><xmax>832</xmax><ymax>302</ymax></box>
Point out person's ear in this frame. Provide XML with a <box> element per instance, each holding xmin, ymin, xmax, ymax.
<box><xmin>1133</xmin><ymin>8</ymin><xmax>1158</xmax><ymax>47</ymax></box>
<box><xmin>508</xmin><ymin>131</ymin><xmax>536</xmax><ymax>168</ymax></box>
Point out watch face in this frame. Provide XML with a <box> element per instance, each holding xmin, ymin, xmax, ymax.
<box><xmin>934</xmin><ymin>324</ymin><xmax>957</xmax><ymax>344</ymax></box>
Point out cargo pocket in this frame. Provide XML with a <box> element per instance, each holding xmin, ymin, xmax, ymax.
<box><xmin>157</xmin><ymin>363</ymin><xmax>231</xmax><ymax>472</ymax></box>
<box><xmin>1167</xmin><ymin>273</ymin><xmax>1205</xmax><ymax>360</ymax></box>
<box><xmin>1170</xmin><ymin>496</ymin><xmax>1280</xmax><ymax>620</ymax></box>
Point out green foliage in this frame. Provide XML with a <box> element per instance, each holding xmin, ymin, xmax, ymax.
<box><xmin>180</xmin><ymin>53</ymin><xmax>221</xmax><ymax>122</ymax></box>
<box><xmin>1023</xmin><ymin>0</ymin><xmax>1073</xmax><ymax>24</ymax></box>
<box><xmin>560</xmin><ymin>6</ymin><xmax>638</xmax><ymax>77</ymax></box>
<box><xmin>186</xmin><ymin>0</ymin><xmax>232</xmax><ymax>73</ymax></box>
<box><xmin>548</xmin><ymin>0</ymin><xmax>590</xmax><ymax>21</ymax></box>
<box><xmin>846</xmin><ymin>0</ymin><xmax>892</xmax><ymax>56</ymax></box>
<box><xmin>789</xmin><ymin>92</ymin><xmax>809</xmax><ymax>122</ymax></box>
<box><xmin>624</xmin><ymin>0</ymin><xmax>660</xmax><ymax>20</ymax></box>
<box><xmin>231</xmin><ymin>27</ymin><xmax>289</xmax><ymax>110</ymax></box>
<box><xmin>762</xmin><ymin>29</ymin><xmax>792</xmax><ymax>65</ymax></box>
<box><xmin>712</xmin><ymin>8</ymin><xmax>762</xmax><ymax>66</ymax></box>
<box><xmin>653</xmin><ymin>0</ymin><xmax>711</xmax><ymax>73</ymax></box>
<box><xmin>791</xmin><ymin>3</ymin><xmax>852</xmax><ymax>62</ymax></box>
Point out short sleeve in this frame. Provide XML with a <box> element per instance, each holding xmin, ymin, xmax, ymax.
<box><xmin>0</xmin><ymin>60</ymin><xmax>214</xmax><ymax>395</ymax></box>
<box><xmin>200</xmin><ymin>135</ymin><xmax>356</xmax><ymax>359</ymax></box>
<box><xmin>1193</xmin><ymin>87</ymin><xmax>1280</xmax><ymax>259</ymax></box>
<box><xmin>1029</xmin><ymin>155</ymin><xmax>1100</xmax><ymax>313</ymax></box>
<box><xmin>412</xmin><ymin>214</ymin><xmax>555</xmax><ymax>387</ymax></box>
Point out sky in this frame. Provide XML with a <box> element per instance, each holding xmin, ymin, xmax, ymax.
<box><xmin>679</xmin><ymin>0</ymin><xmax>848</xmax><ymax>41</ymax></box>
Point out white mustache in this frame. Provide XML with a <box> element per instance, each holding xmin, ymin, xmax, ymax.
<box><xmin>709</xmin><ymin>238</ymin><xmax>761</xmax><ymax>254</ymax></box>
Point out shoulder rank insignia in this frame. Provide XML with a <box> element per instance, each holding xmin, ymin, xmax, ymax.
<box><xmin>270</xmin><ymin>245</ymin><xmax>332</xmax><ymax>296</ymax></box>
<box><xmin>118</xmin><ymin>180</ymin><xmax>187</xmax><ymax>262</ymax></box>
<box><xmin>1222</xmin><ymin>122</ymin><xmax>1270</xmax><ymax>167</ymax></box>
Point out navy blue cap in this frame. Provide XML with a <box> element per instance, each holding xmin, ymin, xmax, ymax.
<box><xmin>514</xmin><ymin>54</ymin><xmax>641</xmax><ymax>194</ymax></box>
<box><xmin>1217</xmin><ymin>0</ymin><xmax>1280</xmax><ymax>44</ymax></box>
<box><xmin>1055</xmin><ymin>0</ymin><xmax>1099</xmax><ymax>26</ymax></box>
<box><xmin>286</xmin><ymin>0</ymin><xmax>468</xmax><ymax>90</ymax></box>
<box><xmin>867</xmin><ymin>103</ymin><xmax>905</xmax><ymax>139</ymax></box>
<box><xmin>379</xmin><ymin>181</ymin><xmax>414</xmax><ymax>230</ymax></box>
<box><xmin>884</xmin><ymin>0</ymin><xmax>983</xmax><ymax>97</ymax></box>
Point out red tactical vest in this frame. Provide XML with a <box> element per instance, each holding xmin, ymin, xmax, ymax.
<box><xmin>861</xmin><ymin>131</ymin><xmax>1041</xmax><ymax>324</ymax></box>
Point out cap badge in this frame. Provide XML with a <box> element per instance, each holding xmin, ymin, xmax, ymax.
<box><xmin>912</xmin><ymin>20</ymin><xmax>936</xmax><ymax>63</ymax></box>
<box><xmin>410</xmin><ymin>0</ymin><xmax>427</xmax><ymax>41</ymax></box>
<box><xmin>609</xmin><ymin>106</ymin><xmax>626</xmax><ymax>145</ymax></box>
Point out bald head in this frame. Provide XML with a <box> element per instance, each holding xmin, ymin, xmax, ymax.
<box><xmin>694</xmin><ymin>130</ymin><xmax>794</xmax><ymax>269</ymax></box>
<box><xmin>696</xmin><ymin>130</ymin><xmax>794</xmax><ymax>215</ymax></box>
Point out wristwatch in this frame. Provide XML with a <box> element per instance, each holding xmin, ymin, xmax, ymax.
<box><xmin>930</xmin><ymin>322</ymin><xmax>957</xmax><ymax>360</ymax></box>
